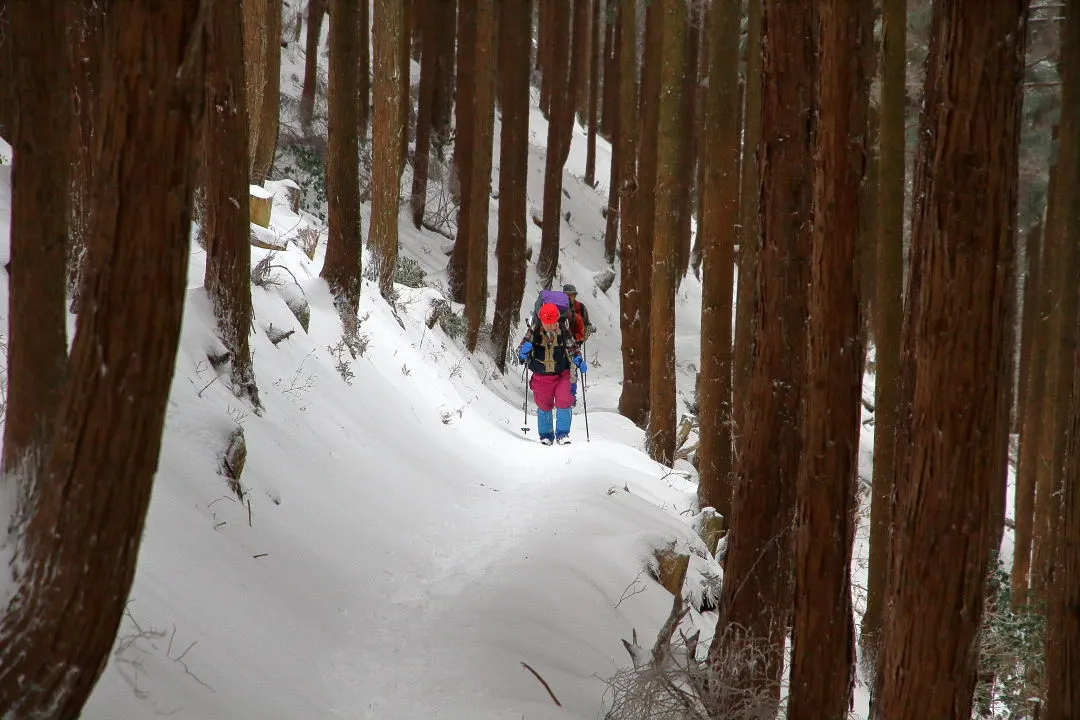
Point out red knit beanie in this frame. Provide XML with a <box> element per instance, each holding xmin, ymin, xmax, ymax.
<box><xmin>538</xmin><ymin>303</ymin><xmax>560</xmax><ymax>325</ymax></box>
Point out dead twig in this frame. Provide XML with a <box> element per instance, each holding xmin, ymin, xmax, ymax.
<box><xmin>520</xmin><ymin>662</ymin><xmax>562</xmax><ymax>708</ymax></box>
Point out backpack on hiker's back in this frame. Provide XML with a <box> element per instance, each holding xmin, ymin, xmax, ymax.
<box><xmin>530</xmin><ymin>289</ymin><xmax>571</xmax><ymax>329</ymax></box>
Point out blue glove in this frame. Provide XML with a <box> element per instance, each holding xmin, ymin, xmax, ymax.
<box><xmin>518</xmin><ymin>342</ymin><xmax>533</xmax><ymax>362</ymax></box>
<box><xmin>573</xmin><ymin>355</ymin><xmax>587</xmax><ymax>374</ymax></box>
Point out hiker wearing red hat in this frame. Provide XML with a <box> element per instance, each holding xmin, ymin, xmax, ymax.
<box><xmin>517</xmin><ymin>302</ymin><xmax>587</xmax><ymax>445</ymax></box>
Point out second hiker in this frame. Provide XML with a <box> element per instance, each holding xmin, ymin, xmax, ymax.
<box><xmin>562</xmin><ymin>284</ymin><xmax>595</xmax><ymax>406</ymax></box>
<box><xmin>518</xmin><ymin>302</ymin><xmax>587</xmax><ymax>445</ymax></box>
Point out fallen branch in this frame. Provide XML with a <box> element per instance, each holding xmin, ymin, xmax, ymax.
<box><xmin>520</xmin><ymin>661</ymin><xmax>562</xmax><ymax>708</ymax></box>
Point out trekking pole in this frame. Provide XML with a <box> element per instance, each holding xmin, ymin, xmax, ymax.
<box><xmin>521</xmin><ymin>367</ymin><xmax>531</xmax><ymax>435</ymax></box>
<box><xmin>581</xmin><ymin>370</ymin><xmax>590</xmax><ymax>442</ymax></box>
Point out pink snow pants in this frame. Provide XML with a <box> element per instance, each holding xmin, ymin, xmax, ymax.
<box><xmin>530</xmin><ymin>370</ymin><xmax>574</xmax><ymax>412</ymax></box>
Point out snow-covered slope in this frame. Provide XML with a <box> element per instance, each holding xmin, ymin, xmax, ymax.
<box><xmin>0</xmin><ymin>26</ymin><xmax>725</xmax><ymax>720</ymax></box>
<box><xmin>70</xmin><ymin>134</ymin><xmax>710</xmax><ymax>720</ymax></box>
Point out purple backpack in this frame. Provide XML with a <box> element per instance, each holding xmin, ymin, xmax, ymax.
<box><xmin>531</xmin><ymin>290</ymin><xmax>571</xmax><ymax>326</ymax></box>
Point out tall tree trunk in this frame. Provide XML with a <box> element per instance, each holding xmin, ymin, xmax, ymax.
<box><xmin>411</xmin><ymin>0</ymin><xmax>438</xmax><ymax>229</ymax></box>
<box><xmin>3</xmin><ymin>0</ymin><xmax>70</xmax><ymax>475</ymax></box>
<box><xmin>0</xmin><ymin>0</ymin><xmax>11</xmax><ymax>139</ymax></box>
<box><xmin>601</xmin><ymin>0</ymin><xmax>617</xmax><ymax>139</ymax></box>
<box><xmin>878</xmin><ymin>2</ymin><xmax>1026</xmax><ymax>718</ymax></box>
<box><xmin>646</xmin><ymin>0</ymin><xmax>684</xmax><ymax>466</ymax></box>
<box><xmin>205</xmin><ymin>0</ymin><xmax>258</xmax><ymax>404</ymax></box>
<box><xmin>695</xmin><ymin>0</ymin><xmax>739</xmax><ymax>519</ymax></box>
<box><xmin>358</xmin><ymin>0</ymin><xmax>370</xmax><ymax>138</ymax></box>
<box><xmin>253</xmin><ymin>0</ymin><xmax>283</xmax><ymax>182</ymax></box>
<box><xmin>575</xmin><ymin>0</ymin><xmax>591</xmax><ymax>121</ymax></box>
<box><xmin>1016</xmin><ymin>145</ymin><xmax>1059</xmax><ymax>611</ymax></box>
<box><xmin>585</xmin><ymin>0</ymin><xmax>600</xmax><ymax>186</ymax></box>
<box><xmin>1047</xmin><ymin>359</ymin><xmax>1080</xmax><ymax>719</ymax></box>
<box><xmin>1011</xmin><ymin>216</ymin><xmax>1044</xmax><ymax>609</ymax></box>
<box><xmin>731</xmin><ymin>0</ymin><xmax>762</xmax><ymax>432</ymax></box>
<box><xmin>1046</xmin><ymin>19</ymin><xmax>1080</xmax><ymax>697</ymax></box>
<box><xmin>634</xmin><ymin>1</ymin><xmax>662</xmax><ymax>409</ymax></box>
<box><xmin>690</xmin><ymin>16</ymin><xmax>709</xmax><ymax>279</ymax></box>
<box><xmin>67</xmin><ymin>0</ymin><xmax>105</xmax><ymax>313</ymax></box>
<box><xmin>371</xmin><ymin>0</ymin><xmax>404</xmax><ymax>301</ymax></box>
<box><xmin>788</xmin><ymin>0</ymin><xmax>869</xmax><ymax>715</ymax></box>
<box><xmin>464</xmin><ymin>0</ymin><xmax>496</xmax><ymax>352</ymax></box>
<box><xmin>492</xmin><ymin>0</ymin><xmax>533</xmax><ymax>372</ymax></box>
<box><xmin>673</xmin><ymin>0</ymin><xmax>699</xmax><ymax>284</ymax></box>
<box><xmin>243</xmin><ymin>0</ymin><xmax>266</xmax><ymax>175</ymax></box>
<box><xmin>539</xmin><ymin>0</ymin><xmax>552</xmax><ymax>117</ymax></box>
<box><xmin>862</xmin><ymin>0</ymin><xmax>905</xmax><ymax>681</ymax></box>
<box><xmin>399</xmin><ymin>0</ymin><xmax>412</xmax><ymax>174</ymax></box>
<box><xmin>321</xmin><ymin>0</ymin><xmax>363</xmax><ymax>315</ymax></box>
<box><xmin>602</xmin><ymin>13</ymin><xmax>622</xmax><ymax>268</ymax></box>
<box><xmin>537</xmin><ymin>0</ymin><xmax>574</xmax><ymax>288</ymax></box>
<box><xmin>618</xmin><ymin>0</ymin><xmax>647</xmax><ymax>426</ymax></box>
<box><xmin>1040</xmin><ymin>74</ymin><xmax>1080</xmax><ymax>610</ymax></box>
<box><xmin>709</xmin><ymin>0</ymin><xmax>815</xmax><ymax>700</ymax></box>
<box><xmin>432</xmin><ymin>0</ymin><xmax>456</xmax><ymax>158</ymax></box>
<box><xmin>0</xmin><ymin>3</ymin><xmax>204</xmax><ymax>715</ymax></box>
<box><xmin>1015</xmin><ymin>220</ymin><xmax>1042</xmax><ymax>437</ymax></box>
<box><xmin>299</xmin><ymin>0</ymin><xmax>325</xmax><ymax>130</ymax></box>
<box><xmin>448</xmin><ymin>0</ymin><xmax>477</xmax><ymax>302</ymax></box>
<box><xmin>1033</xmin><ymin>90</ymin><xmax>1080</xmax><ymax>606</ymax></box>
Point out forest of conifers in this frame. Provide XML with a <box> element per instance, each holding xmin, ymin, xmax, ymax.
<box><xmin>0</xmin><ymin>0</ymin><xmax>1075</xmax><ymax>718</ymax></box>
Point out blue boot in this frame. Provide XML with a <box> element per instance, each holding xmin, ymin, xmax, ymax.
<box><xmin>537</xmin><ymin>409</ymin><xmax>555</xmax><ymax>443</ymax></box>
<box><xmin>555</xmin><ymin>407</ymin><xmax>572</xmax><ymax>442</ymax></box>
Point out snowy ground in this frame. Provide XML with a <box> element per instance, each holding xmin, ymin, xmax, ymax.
<box><xmin>0</xmin><ymin>13</ymin><xmax>1018</xmax><ymax>719</ymax></box>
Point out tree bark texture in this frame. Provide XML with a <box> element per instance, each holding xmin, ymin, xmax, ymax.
<box><xmin>1046</xmin><ymin>32</ymin><xmax>1080</xmax><ymax>697</ymax></box>
<box><xmin>787</xmin><ymin>0</ymin><xmax>869</xmax><ymax>716</ymax></box>
<box><xmin>862</xmin><ymin>0</ymin><xmax>906</xmax><ymax>676</ymax></box>
<box><xmin>299</xmin><ymin>0</ymin><xmax>325</xmax><ymax>130</ymax></box>
<box><xmin>537</xmin><ymin>0</ymin><xmax>575</xmax><ymax>288</ymax></box>
<box><xmin>399</xmin><ymin>0</ymin><xmax>412</xmax><ymax>173</ymax></box>
<box><xmin>1033</xmin><ymin>71</ymin><xmax>1080</xmax><ymax>606</ymax></box>
<box><xmin>0</xmin><ymin>3</ymin><xmax>204</xmax><ymax>715</ymax></box>
<box><xmin>633</xmin><ymin>0</ymin><xmax>662</xmax><ymax>407</ymax></box>
<box><xmin>602</xmin><ymin>13</ymin><xmax>621</xmax><ymax>267</ymax></box>
<box><xmin>448</xmin><ymin>0</ymin><xmax>477</xmax><ymax>302</ymax></box>
<box><xmin>1011</xmin><ymin>217</ymin><xmax>1043</xmax><ymax>608</ymax></box>
<box><xmin>321</xmin><ymin>0</ymin><xmax>362</xmax><ymax>315</ymax></box>
<box><xmin>585</xmin><ymin>0</ymin><xmax>600</xmax><ymax>186</ymax></box>
<box><xmin>646</xmin><ymin>0</ymin><xmax>684</xmax><ymax>466</ymax></box>
<box><xmin>242</xmin><ymin>0</ymin><xmax>266</xmax><ymax>175</ymax></box>
<box><xmin>1046</xmin><ymin>357</ymin><xmax>1080</xmax><ymax>719</ymax></box>
<box><xmin>3</xmin><ymin>0</ymin><xmax>70</xmax><ymax>474</ymax></box>
<box><xmin>432</xmin><ymin>0</ymin><xmax>456</xmax><ymax>156</ymax></box>
<box><xmin>205</xmin><ymin>0</ymin><xmax>257</xmax><ymax>402</ymax></box>
<box><xmin>67</xmin><ymin>0</ymin><xmax>105</xmax><ymax>312</ymax></box>
<box><xmin>1041</xmin><ymin>25</ymin><xmax>1080</xmax><ymax>709</ymax></box>
<box><xmin>0</xmin><ymin>0</ymin><xmax>11</xmax><ymax>138</ymax></box>
<box><xmin>539</xmin><ymin>0</ymin><xmax>552</xmax><ymax>117</ymax></box>
<box><xmin>732</xmin><ymin>0</ymin><xmax>762</xmax><ymax>433</ymax></box>
<box><xmin>601</xmin><ymin>0</ymin><xmax>618</xmax><ymax>139</ymax></box>
<box><xmin>575</xmin><ymin>0</ymin><xmax>590</xmax><ymax>121</ymax></box>
<box><xmin>492</xmin><ymin>0</ymin><xmax>533</xmax><ymax>372</ymax></box>
<box><xmin>617</xmin><ymin>0</ymin><xmax>647</xmax><ymax>428</ymax></box>
<box><xmin>253</xmin><ymin>0</ymin><xmax>283</xmax><ymax>182</ymax></box>
<box><xmin>411</xmin><ymin>0</ymin><xmax>439</xmax><ymax>229</ymax></box>
<box><xmin>370</xmin><ymin>0</ymin><xmax>404</xmax><ymax>302</ymax></box>
<box><xmin>464</xmin><ymin>0</ymin><xmax>496</xmax><ymax>352</ymax></box>
<box><xmin>878</xmin><ymin>2</ymin><xmax>1026</xmax><ymax>718</ymax></box>
<box><xmin>673</xmin><ymin>0</ymin><xmax>700</xmax><ymax>284</ymax></box>
<box><xmin>695</xmin><ymin>0</ymin><xmax>739</xmax><ymax>519</ymax></box>
<box><xmin>358</xmin><ymin>0</ymin><xmax>370</xmax><ymax>138</ymax></box>
<box><xmin>710</xmin><ymin>0</ymin><xmax>815</xmax><ymax>698</ymax></box>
